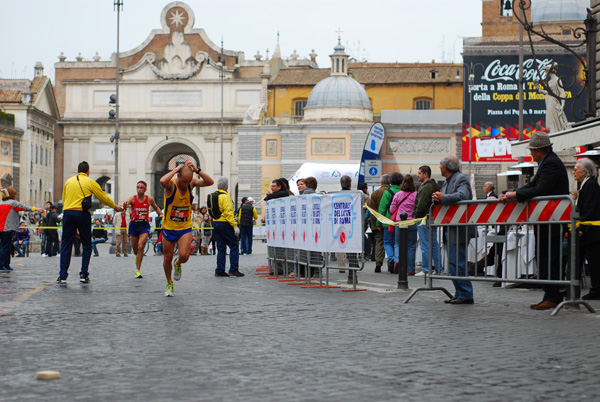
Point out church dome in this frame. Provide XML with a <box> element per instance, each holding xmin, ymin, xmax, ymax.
<box><xmin>303</xmin><ymin>38</ymin><xmax>373</xmax><ymax>122</ymax></box>
<box><xmin>306</xmin><ymin>75</ymin><xmax>371</xmax><ymax>109</ymax></box>
<box><xmin>531</xmin><ymin>0</ymin><xmax>588</xmax><ymax>23</ymax></box>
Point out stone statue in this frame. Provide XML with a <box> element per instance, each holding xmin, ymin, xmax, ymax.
<box><xmin>1</xmin><ymin>173</ymin><xmax>12</xmax><ymax>188</ymax></box>
<box><xmin>537</xmin><ymin>62</ymin><xmax>570</xmax><ymax>133</ymax></box>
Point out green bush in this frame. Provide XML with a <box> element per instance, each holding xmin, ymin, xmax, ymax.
<box><xmin>0</xmin><ymin>111</ymin><xmax>15</xmax><ymax>127</ymax></box>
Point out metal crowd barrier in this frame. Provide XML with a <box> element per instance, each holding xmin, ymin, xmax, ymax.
<box><xmin>404</xmin><ymin>195</ymin><xmax>595</xmax><ymax>316</ymax></box>
<box><xmin>265</xmin><ymin>194</ymin><xmax>365</xmax><ymax>291</ymax></box>
<box><xmin>265</xmin><ymin>247</ymin><xmax>366</xmax><ymax>290</ymax></box>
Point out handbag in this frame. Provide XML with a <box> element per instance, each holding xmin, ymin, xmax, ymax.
<box><xmin>388</xmin><ymin>192</ymin><xmax>411</xmax><ymax>232</ymax></box>
<box><xmin>77</xmin><ymin>176</ymin><xmax>92</xmax><ymax>212</ymax></box>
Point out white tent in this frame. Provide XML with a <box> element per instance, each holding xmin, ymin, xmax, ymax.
<box><xmin>288</xmin><ymin>163</ymin><xmax>360</xmax><ymax>194</ymax></box>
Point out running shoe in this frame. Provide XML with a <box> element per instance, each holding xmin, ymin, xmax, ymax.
<box><xmin>56</xmin><ymin>277</ymin><xmax>67</xmax><ymax>284</ymax></box>
<box><xmin>165</xmin><ymin>282</ymin><xmax>174</xmax><ymax>297</ymax></box>
<box><xmin>79</xmin><ymin>275</ymin><xmax>90</xmax><ymax>283</ymax></box>
<box><xmin>136</xmin><ymin>269</ymin><xmax>143</xmax><ymax>279</ymax></box>
<box><xmin>173</xmin><ymin>257</ymin><xmax>182</xmax><ymax>281</ymax></box>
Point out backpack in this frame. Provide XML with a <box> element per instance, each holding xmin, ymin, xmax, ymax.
<box><xmin>207</xmin><ymin>191</ymin><xmax>222</xmax><ymax>219</ymax></box>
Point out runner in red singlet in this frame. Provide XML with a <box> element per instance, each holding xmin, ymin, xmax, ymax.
<box><xmin>123</xmin><ymin>181</ymin><xmax>162</xmax><ymax>278</ymax></box>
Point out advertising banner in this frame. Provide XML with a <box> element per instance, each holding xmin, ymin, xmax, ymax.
<box><xmin>358</xmin><ymin>122</ymin><xmax>385</xmax><ymax>186</ymax></box>
<box><xmin>462</xmin><ymin>53</ymin><xmax>586</xmax><ymax>162</ymax></box>
<box><xmin>265</xmin><ymin>191</ymin><xmax>363</xmax><ymax>253</ymax></box>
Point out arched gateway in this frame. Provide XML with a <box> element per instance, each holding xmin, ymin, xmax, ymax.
<box><xmin>148</xmin><ymin>142</ymin><xmax>202</xmax><ymax>209</ymax></box>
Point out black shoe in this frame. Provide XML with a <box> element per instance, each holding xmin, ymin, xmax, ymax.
<box><xmin>214</xmin><ymin>272</ymin><xmax>230</xmax><ymax>277</ymax></box>
<box><xmin>387</xmin><ymin>260</ymin><xmax>394</xmax><ymax>273</ymax></box>
<box><xmin>450</xmin><ymin>298</ymin><xmax>474</xmax><ymax>305</ymax></box>
<box><xmin>79</xmin><ymin>275</ymin><xmax>90</xmax><ymax>283</ymax></box>
<box><xmin>115</xmin><ymin>254</ymin><xmax>121</xmax><ymax>257</ymax></box>
<box><xmin>444</xmin><ymin>297</ymin><xmax>457</xmax><ymax>304</ymax></box>
<box><xmin>582</xmin><ymin>292</ymin><xmax>600</xmax><ymax>300</ymax></box>
<box><xmin>56</xmin><ymin>277</ymin><xmax>67</xmax><ymax>284</ymax></box>
<box><xmin>229</xmin><ymin>270</ymin><xmax>245</xmax><ymax>277</ymax></box>
<box><xmin>374</xmin><ymin>265</ymin><xmax>381</xmax><ymax>273</ymax></box>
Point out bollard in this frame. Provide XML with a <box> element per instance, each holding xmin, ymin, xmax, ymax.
<box><xmin>397</xmin><ymin>212</ymin><xmax>408</xmax><ymax>290</ymax></box>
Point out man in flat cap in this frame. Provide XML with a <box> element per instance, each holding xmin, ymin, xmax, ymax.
<box><xmin>499</xmin><ymin>132</ymin><xmax>569</xmax><ymax>310</ymax></box>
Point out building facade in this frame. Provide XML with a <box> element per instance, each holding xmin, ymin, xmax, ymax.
<box><xmin>0</xmin><ymin>63</ymin><xmax>58</xmax><ymax>205</ymax></box>
<box><xmin>463</xmin><ymin>0</ymin><xmax>588</xmax><ymax>197</ymax></box>
<box><xmin>54</xmin><ymin>2</ymin><xmax>268</xmax><ymax>207</ymax></box>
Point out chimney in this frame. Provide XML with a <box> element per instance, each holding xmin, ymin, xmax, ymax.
<box><xmin>34</xmin><ymin>62</ymin><xmax>44</xmax><ymax>78</ymax></box>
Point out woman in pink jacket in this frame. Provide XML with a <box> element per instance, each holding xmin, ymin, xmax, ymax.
<box><xmin>389</xmin><ymin>175</ymin><xmax>417</xmax><ymax>275</ymax></box>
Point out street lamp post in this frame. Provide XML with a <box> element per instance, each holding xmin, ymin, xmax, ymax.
<box><xmin>218</xmin><ymin>62</ymin><xmax>224</xmax><ymax>176</ymax></box>
<box><xmin>113</xmin><ymin>0</ymin><xmax>122</xmax><ymax>204</ymax></box>
<box><xmin>465</xmin><ymin>62</ymin><xmax>484</xmax><ymax>180</ymax></box>
<box><xmin>218</xmin><ymin>40</ymin><xmax>224</xmax><ymax>177</ymax></box>
<box><xmin>108</xmin><ymin>0</ymin><xmax>123</xmax><ymax>249</ymax></box>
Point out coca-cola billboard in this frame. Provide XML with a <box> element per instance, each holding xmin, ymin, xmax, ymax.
<box><xmin>462</xmin><ymin>54</ymin><xmax>586</xmax><ymax>163</ymax></box>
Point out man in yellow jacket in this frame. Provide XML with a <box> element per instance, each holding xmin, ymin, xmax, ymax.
<box><xmin>58</xmin><ymin>161</ymin><xmax>123</xmax><ymax>284</ymax></box>
<box><xmin>213</xmin><ymin>176</ymin><xmax>243</xmax><ymax>277</ymax></box>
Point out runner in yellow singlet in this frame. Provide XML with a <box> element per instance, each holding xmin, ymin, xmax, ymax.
<box><xmin>159</xmin><ymin>160</ymin><xmax>214</xmax><ymax>297</ymax></box>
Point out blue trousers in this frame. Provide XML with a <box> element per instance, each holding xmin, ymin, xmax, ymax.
<box><xmin>92</xmin><ymin>238</ymin><xmax>106</xmax><ymax>255</ymax></box>
<box><xmin>395</xmin><ymin>225</ymin><xmax>417</xmax><ymax>273</ymax></box>
<box><xmin>60</xmin><ymin>210</ymin><xmax>92</xmax><ymax>279</ymax></box>
<box><xmin>213</xmin><ymin>221</ymin><xmax>239</xmax><ymax>274</ymax></box>
<box><xmin>14</xmin><ymin>239</ymin><xmax>30</xmax><ymax>256</ymax></box>
<box><xmin>417</xmin><ymin>222</ymin><xmax>440</xmax><ymax>273</ymax></box>
<box><xmin>383</xmin><ymin>227</ymin><xmax>396</xmax><ymax>264</ymax></box>
<box><xmin>239</xmin><ymin>225</ymin><xmax>253</xmax><ymax>254</ymax></box>
<box><xmin>0</xmin><ymin>231</ymin><xmax>14</xmax><ymax>269</ymax></box>
<box><xmin>446</xmin><ymin>233</ymin><xmax>474</xmax><ymax>300</ymax></box>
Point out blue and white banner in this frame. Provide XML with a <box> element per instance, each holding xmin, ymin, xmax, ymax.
<box><xmin>265</xmin><ymin>191</ymin><xmax>363</xmax><ymax>253</ymax></box>
<box><xmin>357</xmin><ymin>122</ymin><xmax>385</xmax><ymax>186</ymax></box>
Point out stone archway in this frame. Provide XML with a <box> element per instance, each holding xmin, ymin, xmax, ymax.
<box><xmin>149</xmin><ymin>142</ymin><xmax>201</xmax><ymax>208</ymax></box>
<box><xmin>94</xmin><ymin>175</ymin><xmax>112</xmax><ymax>209</ymax></box>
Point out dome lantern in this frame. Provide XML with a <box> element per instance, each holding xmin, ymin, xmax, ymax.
<box><xmin>330</xmin><ymin>36</ymin><xmax>349</xmax><ymax>76</ymax></box>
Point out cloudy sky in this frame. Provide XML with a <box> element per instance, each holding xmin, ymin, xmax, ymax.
<box><xmin>1</xmin><ymin>0</ymin><xmax>482</xmax><ymax>81</ymax></box>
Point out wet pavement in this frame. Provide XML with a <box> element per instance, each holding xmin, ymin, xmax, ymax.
<box><xmin>1</xmin><ymin>241</ymin><xmax>599</xmax><ymax>401</ymax></box>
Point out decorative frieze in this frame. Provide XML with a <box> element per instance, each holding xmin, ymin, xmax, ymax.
<box><xmin>386</xmin><ymin>137</ymin><xmax>451</xmax><ymax>155</ymax></box>
<box><xmin>151</xmin><ymin>91</ymin><xmax>202</xmax><ymax>106</ymax></box>
<box><xmin>311</xmin><ymin>138</ymin><xmax>345</xmax><ymax>155</ymax></box>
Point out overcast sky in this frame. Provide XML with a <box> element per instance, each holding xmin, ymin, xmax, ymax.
<box><xmin>1</xmin><ymin>0</ymin><xmax>483</xmax><ymax>81</ymax></box>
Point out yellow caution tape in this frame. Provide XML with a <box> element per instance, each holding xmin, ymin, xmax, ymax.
<box><xmin>365</xmin><ymin>206</ymin><xmax>427</xmax><ymax>227</ymax></box>
<box><xmin>577</xmin><ymin>220</ymin><xmax>600</xmax><ymax>226</ymax></box>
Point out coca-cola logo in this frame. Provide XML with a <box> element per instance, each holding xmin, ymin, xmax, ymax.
<box><xmin>482</xmin><ymin>58</ymin><xmax>552</xmax><ymax>82</ymax></box>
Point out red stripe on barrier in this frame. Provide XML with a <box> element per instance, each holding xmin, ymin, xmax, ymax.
<box><xmin>536</xmin><ymin>200</ymin><xmax>559</xmax><ymax>222</ymax></box>
<box><xmin>516</xmin><ymin>207</ymin><xmax>528</xmax><ymax>223</ymax></box>
<box><xmin>432</xmin><ymin>206</ymin><xmax>441</xmax><ymax>221</ymax></box>
<box><xmin>476</xmin><ymin>203</ymin><xmax>498</xmax><ymax>224</ymax></box>
<box><xmin>496</xmin><ymin>202</ymin><xmax>517</xmax><ymax>223</ymax></box>
<box><xmin>459</xmin><ymin>209</ymin><xmax>467</xmax><ymax>224</ymax></box>
<box><xmin>560</xmin><ymin>204</ymin><xmax>572</xmax><ymax>221</ymax></box>
<box><xmin>526</xmin><ymin>201</ymin><xmax>538</xmax><ymax>220</ymax></box>
<box><xmin>441</xmin><ymin>205</ymin><xmax>459</xmax><ymax>224</ymax></box>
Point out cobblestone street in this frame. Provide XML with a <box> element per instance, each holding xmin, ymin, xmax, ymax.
<box><xmin>1</xmin><ymin>242</ymin><xmax>599</xmax><ymax>402</ymax></box>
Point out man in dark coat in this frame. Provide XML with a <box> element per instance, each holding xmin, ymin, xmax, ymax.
<box><xmin>44</xmin><ymin>205</ymin><xmax>61</xmax><ymax>257</ymax></box>
<box><xmin>500</xmin><ymin>132</ymin><xmax>569</xmax><ymax>310</ymax></box>
<box><xmin>573</xmin><ymin>158</ymin><xmax>600</xmax><ymax>300</ymax></box>
<box><xmin>433</xmin><ymin>156</ymin><xmax>476</xmax><ymax>304</ymax></box>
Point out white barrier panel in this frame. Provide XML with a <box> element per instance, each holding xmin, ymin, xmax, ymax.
<box><xmin>265</xmin><ymin>191</ymin><xmax>362</xmax><ymax>253</ymax></box>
